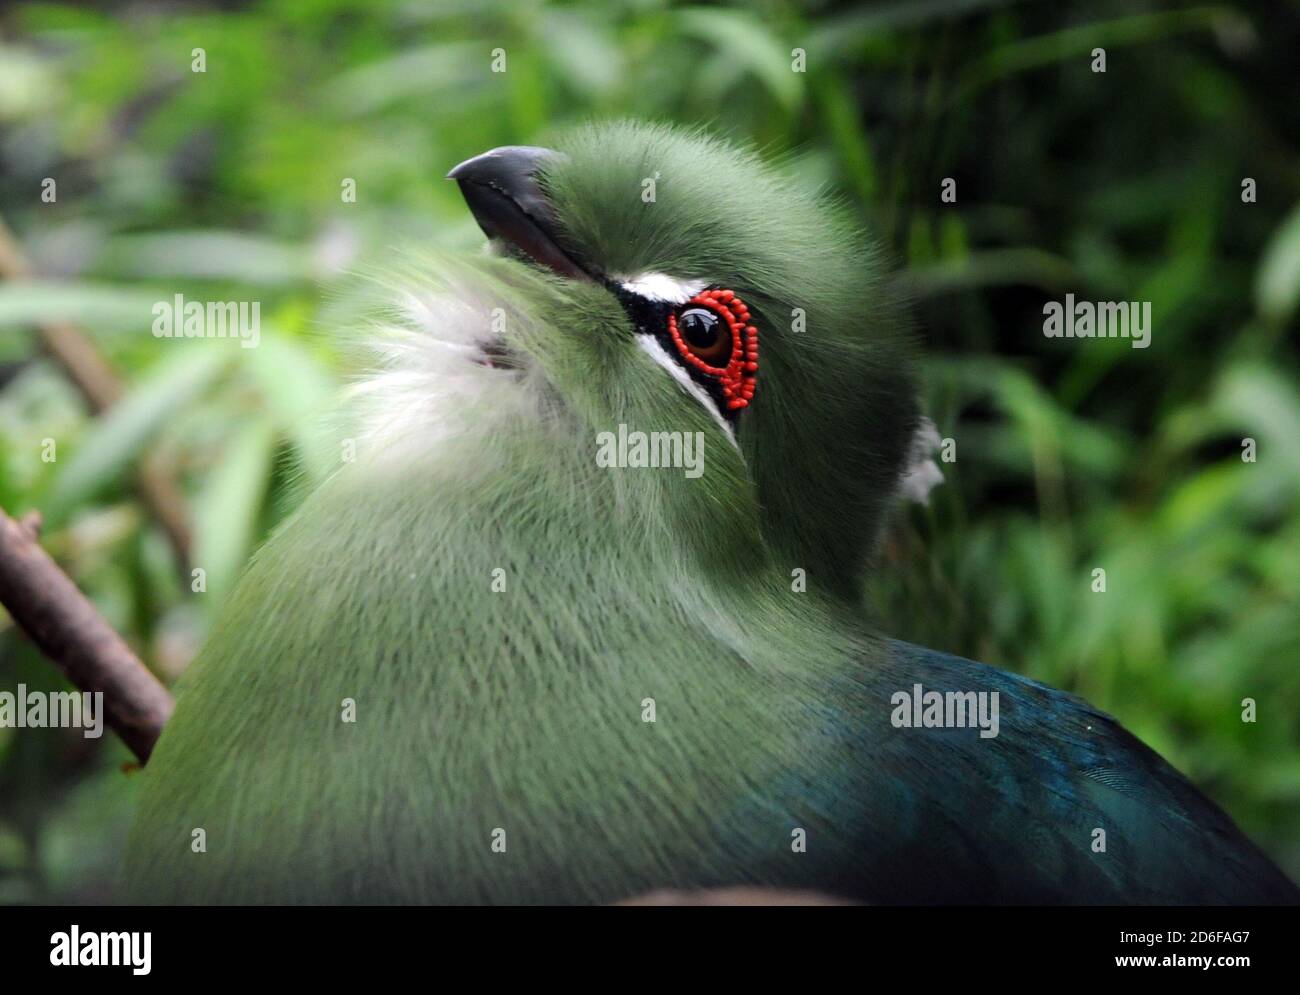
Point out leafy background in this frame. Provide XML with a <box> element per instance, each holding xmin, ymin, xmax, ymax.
<box><xmin>0</xmin><ymin>0</ymin><xmax>1297</xmax><ymax>901</ymax></box>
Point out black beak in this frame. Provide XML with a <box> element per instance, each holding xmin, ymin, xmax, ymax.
<box><xmin>447</xmin><ymin>145</ymin><xmax>592</xmax><ymax>281</ymax></box>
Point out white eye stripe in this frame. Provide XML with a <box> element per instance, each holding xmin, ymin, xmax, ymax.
<box><xmin>635</xmin><ymin>335</ymin><xmax>738</xmax><ymax>449</ymax></box>
<box><xmin>614</xmin><ymin>272</ymin><xmax>708</xmax><ymax>304</ymax></box>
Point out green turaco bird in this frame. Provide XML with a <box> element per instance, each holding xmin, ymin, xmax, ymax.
<box><xmin>127</xmin><ymin>121</ymin><xmax>1297</xmax><ymax>904</ymax></box>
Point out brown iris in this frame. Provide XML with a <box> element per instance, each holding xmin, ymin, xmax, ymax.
<box><xmin>676</xmin><ymin>307</ymin><xmax>730</xmax><ymax>365</ymax></box>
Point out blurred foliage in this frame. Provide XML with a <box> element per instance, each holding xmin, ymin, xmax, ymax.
<box><xmin>0</xmin><ymin>0</ymin><xmax>1297</xmax><ymax>901</ymax></box>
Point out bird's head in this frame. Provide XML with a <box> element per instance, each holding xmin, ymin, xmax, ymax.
<box><xmin>364</xmin><ymin>122</ymin><xmax>923</xmax><ymax>600</ymax></box>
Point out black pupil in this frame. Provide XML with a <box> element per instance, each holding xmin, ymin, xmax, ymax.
<box><xmin>679</xmin><ymin>308</ymin><xmax>719</xmax><ymax>351</ymax></box>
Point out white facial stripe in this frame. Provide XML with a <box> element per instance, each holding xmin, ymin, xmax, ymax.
<box><xmin>636</xmin><ymin>335</ymin><xmax>738</xmax><ymax>449</ymax></box>
<box><xmin>615</xmin><ymin>272</ymin><xmax>708</xmax><ymax>304</ymax></box>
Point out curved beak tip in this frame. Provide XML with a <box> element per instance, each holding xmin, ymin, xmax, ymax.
<box><xmin>446</xmin><ymin>145</ymin><xmax>590</xmax><ymax>281</ymax></box>
<box><xmin>446</xmin><ymin>145</ymin><xmax>559</xmax><ymax>186</ymax></box>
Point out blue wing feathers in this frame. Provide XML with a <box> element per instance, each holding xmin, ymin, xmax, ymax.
<box><xmin>825</xmin><ymin>641</ymin><xmax>1300</xmax><ymax>903</ymax></box>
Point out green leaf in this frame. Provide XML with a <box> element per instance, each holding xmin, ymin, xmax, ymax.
<box><xmin>245</xmin><ymin>333</ymin><xmax>337</xmax><ymax>483</ymax></box>
<box><xmin>1212</xmin><ymin>364</ymin><xmax>1300</xmax><ymax>488</ymax></box>
<box><xmin>193</xmin><ymin>418</ymin><xmax>277</xmax><ymax>605</ymax></box>
<box><xmin>0</xmin><ymin>282</ymin><xmax>162</xmax><ymax>332</ymax></box>
<box><xmin>97</xmin><ymin>231</ymin><xmax>314</xmax><ymax>285</ymax></box>
<box><xmin>323</xmin><ymin>43</ymin><xmax>485</xmax><ymax>117</ymax></box>
<box><xmin>45</xmin><ymin>348</ymin><xmax>230</xmax><ymax>520</ymax></box>
<box><xmin>809</xmin><ymin>0</ymin><xmax>1024</xmax><ymax>59</ymax></box>
<box><xmin>901</xmin><ymin>249</ymin><xmax>1077</xmax><ymax>296</ymax></box>
<box><xmin>677</xmin><ymin>8</ymin><xmax>803</xmax><ymax>112</ymax></box>
<box><xmin>0</xmin><ymin>42</ymin><xmax>58</xmax><ymax>118</ymax></box>
<box><xmin>540</xmin><ymin>9</ymin><xmax>623</xmax><ymax>98</ymax></box>
<box><xmin>959</xmin><ymin>8</ymin><xmax>1251</xmax><ymax>99</ymax></box>
<box><xmin>1256</xmin><ymin>201</ymin><xmax>1300</xmax><ymax>323</ymax></box>
<box><xmin>812</xmin><ymin>72</ymin><xmax>878</xmax><ymax>203</ymax></box>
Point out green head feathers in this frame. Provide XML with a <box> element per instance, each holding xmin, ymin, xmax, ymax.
<box><xmin>451</xmin><ymin>121</ymin><xmax>923</xmax><ymax>598</ymax></box>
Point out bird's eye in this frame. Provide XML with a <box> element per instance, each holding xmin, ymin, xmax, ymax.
<box><xmin>677</xmin><ymin>308</ymin><xmax>727</xmax><ymax>362</ymax></box>
<box><xmin>666</xmin><ymin>288</ymin><xmax>758</xmax><ymax>412</ymax></box>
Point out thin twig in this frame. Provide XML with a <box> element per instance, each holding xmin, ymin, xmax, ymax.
<box><xmin>0</xmin><ymin>506</ymin><xmax>174</xmax><ymax>762</ymax></box>
<box><xmin>0</xmin><ymin>214</ymin><xmax>192</xmax><ymax>575</ymax></box>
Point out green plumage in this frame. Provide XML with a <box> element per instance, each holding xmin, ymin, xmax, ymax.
<box><xmin>125</xmin><ymin>122</ymin><xmax>1296</xmax><ymax>904</ymax></box>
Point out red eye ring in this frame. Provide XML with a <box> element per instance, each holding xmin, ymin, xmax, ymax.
<box><xmin>666</xmin><ymin>288</ymin><xmax>758</xmax><ymax>411</ymax></box>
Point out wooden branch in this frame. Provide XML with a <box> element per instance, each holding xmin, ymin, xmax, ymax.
<box><xmin>0</xmin><ymin>215</ymin><xmax>192</xmax><ymax>575</ymax></box>
<box><xmin>0</xmin><ymin>507</ymin><xmax>174</xmax><ymax>763</ymax></box>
